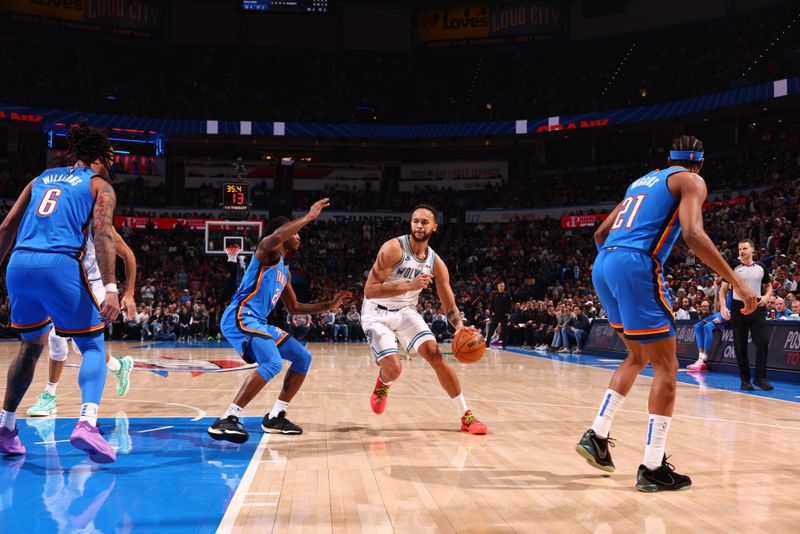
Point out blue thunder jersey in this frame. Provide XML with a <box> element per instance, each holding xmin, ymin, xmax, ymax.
<box><xmin>603</xmin><ymin>166</ymin><xmax>689</xmax><ymax>265</ymax></box>
<box><xmin>14</xmin><ymin>166</ymin><xmax>97</xmax><ymax>256</ymax></box>
<box><xmin>230</xmin><ymin>255</ymin><xmax>289</xmax><ymax>323</ymax></box>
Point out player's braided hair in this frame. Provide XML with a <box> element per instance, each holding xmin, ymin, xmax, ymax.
<box><xmin>670</xmin><ymin>135</ymin><xmax>704</xmax><ymax>168</ymax></box>
<box><xmin>67</xmin><ymin>119</ymin><xmax>113</xmax><ymax>166</ymax></box>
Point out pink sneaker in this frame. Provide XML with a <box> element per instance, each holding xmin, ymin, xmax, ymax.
<box><xmin>687</xmin><ymin>359</ymin><xmax>709</xmax><ymax>371</ymax></box>
<box><xmin>0</xmin><ymin>426</ymin><xmax>25</xmax><ymax>455</ymax></box>
<box><xmin>70</xmin><ymin>421</ymin><xmax>116</xmax><ymax>464</ymax></box>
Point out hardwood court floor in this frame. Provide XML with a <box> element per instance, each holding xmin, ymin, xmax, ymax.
<box><xmin>1</xmin><ymin>340</ymin><xmax>799</xmax><ymax>533</ymax></box>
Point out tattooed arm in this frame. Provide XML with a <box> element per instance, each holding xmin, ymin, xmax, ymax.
<box><xmin>91</xmin><ymin>177</ymin><xmax>120</xmax><ymax>322</ymax></box>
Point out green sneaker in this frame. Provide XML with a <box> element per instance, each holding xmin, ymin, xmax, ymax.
<box><xmin>111</xmin><ymin>356</ymin><xmax>134</xmax><ymax>398</ymax></box>
<box><xmin>27</xmin><ymin>391</ymin><xmax>57</xmax><ymax>417</ymax></box>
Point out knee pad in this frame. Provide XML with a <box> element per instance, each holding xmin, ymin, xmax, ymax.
<box><xmin>48</xmin><ymin>330</ymin><xmax>70</xmax><ymax>362</ymax></box>
<box><xmin>279</xmin><ymin>337</ymin><xmax>312</xmax><ymax>375</ymax></box>
<box><xmin>248</xmin><ymin>336</ymin><xmax>283</xmax><ymax>381</ymax></box>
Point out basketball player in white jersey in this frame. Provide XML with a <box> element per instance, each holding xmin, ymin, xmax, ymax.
<box><xmin>27</xmin><ymin>227</ymin><xmax>137</xmax><ymax>417</ymax></box>
<box><xmin>362</xmin><ymin>204</ymin><xmax>487</xmax><ymax>434</ymax></box>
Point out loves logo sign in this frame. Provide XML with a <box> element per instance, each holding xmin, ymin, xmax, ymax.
<box><xmin>417</xmin><ymin>6</ymin><xmax>489</xmax><ymax>41</ymax></box>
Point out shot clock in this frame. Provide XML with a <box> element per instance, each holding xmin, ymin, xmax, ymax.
<box><xmin>222</xmin><ymin>183</ymin><xmax>250</xmax><ymax>218</ymax></box>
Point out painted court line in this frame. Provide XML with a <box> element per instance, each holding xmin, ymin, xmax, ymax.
<box><xmin>247</xmin><ymin>492</ymin><xmax>280</xmax><ymax>495</ymax></box>
<box><xmin>138</xmin><ymin>425</ymin><xmax>174</xmax><ymax>433</ymax></box>
<box><xmin>34</xmin><ymin>439</ymin><xmax>70</xmax><ymax>445</ymax></box>
<box><xmin>216</xmin><ymin>432</ymin><xmax>272</xmax><ymax>534</ymax></box>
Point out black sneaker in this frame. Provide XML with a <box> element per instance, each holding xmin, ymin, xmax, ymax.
<box><xmin>754</xmin><ymin>378</ymin><xmax>774</xmax><ymax>391</ymax></box>
<box><xmin>261</xmin><ymin>411</ymin><xmax>303</xmax><ymax>435</ymax></box>
<box><xmin>740</xmin><ymin>379</ymin><xmax>755</xmax><ymax>391</ymax></box>
<box><xmin>575</xmin><ymin>429</ymin><xmax>615</xmax><ymax>472</ymax></box>
<box><xmin>635</xmin><ymin>456</ymin><xmax>692</xmax><ymax>492</ymax></box>
<box><xmin>207</xmin><ymin>415</ymin><xmax>249</xmax><ymax>444</ymax></box>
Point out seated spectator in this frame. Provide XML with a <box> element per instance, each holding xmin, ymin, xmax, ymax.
<box><xmin>422</xmin><ymin>303</ymin><xmax>435</xmax><ymax>329</ymax></box>
<box><xmin>774</xmin><ymin>297</ymin><xmax>791</xmax><ymax>319</ymax></box>
<box><xmin>781</xmin><ymin>299</ymin><xmax>800</xmax><ymax>320</ymax></box>
<box><xmin>346</xmin><ymin>305</ymin><xmax>362</xmax><ymax>341</ymax></box>
<box><xmin>551</xmin><ymin>304</ymin><xmax>569</xmax><ymax>350</ymax></box>
<box><xmin>291</xmin><ymin>313</ymin><xmax>311</xmax><ymax>340</ymax></box>
<box><xmin>319</xmin><ymin>310</ymin><xmax>335</xmax><ymax>341</ymax></box>
<box><xmin>431</xmin><ymin>309</ymin><xmax>450</xmax><ymax>342</ymax></box>
<box><xmin>697</xmin><ymin>300</ymin><xmax>711</xmax><ymax>320</ymax></box>
<box><xmin>333</xmin><ymin>308</ymin><xmax>349</xmax><ymax>341</ymax></box>
<box><xmin>558</xmin><ymin>305</ymin><xmax>590</xmax><ymax>353</ymax></box>
<box><xmin>190</xmin><ymin>303</ymin><xmax>208</xmax><ymax>339</ymax></box>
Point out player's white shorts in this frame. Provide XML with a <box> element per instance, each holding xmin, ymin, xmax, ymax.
<box><xmin>49</xmin><ymin>280</ymin><xmax>106</xmax><ymax>360</ymax></box>
<box><xmin>90</xmin><ymin>279</ymin><xmax>106</xmax><ymax>304</ymax></box>
<box><xmin>361</xmin><ymin>301</ymin><xmax>436</xmax><ymax>364</ymax></box>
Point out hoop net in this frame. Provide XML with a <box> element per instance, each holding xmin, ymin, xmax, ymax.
<box><xmin>225</xmin><ymin>243</ymin><xmax>242</xmax><ymax>262</ymax></box>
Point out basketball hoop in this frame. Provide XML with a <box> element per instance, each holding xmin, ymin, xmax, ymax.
<box><xmin>225</xmin><ymin>244</ymin><xmax>241</xmax><ymax>262</ymax></box>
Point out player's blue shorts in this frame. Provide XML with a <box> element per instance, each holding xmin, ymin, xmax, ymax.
<box><xmin>6</xmin><ymin>251</ymin><xmax>105</xmax><ymax>340</ymax></box>
<box><xmin>592</xmin><ymin>247</ymin><xmax>675</xmax><ymax>344</ymax></box>
<box><xmin>220</xmin><ymin>304</ymin><xmax>289</xmax><ymax>364</ymax></box>
<box><xmin>701</xmin><ymin>312</ymin><xmax>730</xmax><ymax>331</ymax></box>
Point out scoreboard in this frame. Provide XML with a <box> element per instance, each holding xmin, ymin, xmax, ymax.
<box><xmin>242</xmin><ymin>1</ymin><xmax>329</xmax><ymax>13</ymax></box>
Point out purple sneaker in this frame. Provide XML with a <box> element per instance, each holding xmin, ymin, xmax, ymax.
<box><xmin>0</xmin><ymin>426</ymin><xmax>25</xmax><ymax>456</ymax></box>
<box><xmin>70</xmin><ymin>421</ymin><xmax>116</xmax><ymax>464</ymax></box>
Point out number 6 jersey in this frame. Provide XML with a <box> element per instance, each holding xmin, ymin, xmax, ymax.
<box><xmin>14</xmin><ymin>166</ymin><xmax>97</xmax><ymax>257</ymax></box>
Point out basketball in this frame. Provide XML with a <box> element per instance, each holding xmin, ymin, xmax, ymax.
<box><xmin>452</xmin><ymin>329</ymin><xmax>486</xmax><ymax>363</ymax></box>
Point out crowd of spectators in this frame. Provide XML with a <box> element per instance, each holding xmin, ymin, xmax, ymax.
<box><xmin>2</xmin><ymin>3</ymin><xmax>798</xmax><ymax>123</ymax></box>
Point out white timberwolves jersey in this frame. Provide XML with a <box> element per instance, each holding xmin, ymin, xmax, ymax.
<box><xmin>366</xmin><ymin>235</ymin><xmax>436</xmax><ymax>310</ymax></box>
<box><xmin>82</xmin><ymin>233</ymin><xmax>102</xmax><ymax>283</ymax></box>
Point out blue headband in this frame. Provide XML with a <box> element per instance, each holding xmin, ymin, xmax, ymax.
<box><xmin>669</xmin><ymin>150</ymin><xmax>704</xmax><ymax>161</ymax></box>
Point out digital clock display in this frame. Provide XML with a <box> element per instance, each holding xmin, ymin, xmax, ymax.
<box><xmin>222</xmin><ymin>183</ymin><xmax>250</xmax><ymax>212</ymax></box>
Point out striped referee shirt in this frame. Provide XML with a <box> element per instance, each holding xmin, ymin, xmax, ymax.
<box><xmin>731</xmin><ymin>261</ymin><xmax>770</xmax><ymax>302</ymax></box>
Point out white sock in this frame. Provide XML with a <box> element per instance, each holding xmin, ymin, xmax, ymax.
<box><xmin>698</xmin><ymin>352</ymin><xmax>707</xmax><ymax>362</ymax></box>
<box><xmin>106</xmin><ymin>354</ymin><xmax>121</xmax><ymax>371</ymax></box>
<box><xmin>643</xmin><ymin>414</ymin><xmax>672</xmax><ymax>470</ymax></box>
<box><xmin>0</xmin><ymin>410</ymin><xmax>16</xmax><ymax>431</ymax></box>
<box><xmin>268</xmin><ymin>399</ymin><xmax>290</xmax><ymax>420</ymax></box>
<box><xmin>451</xmin><ymin>392</ymin><xmax>469</xmax><ymax>415</ymax></box>
<box><xmin>79</xmin><ymin>403</ymin><xmax>99</xmax><ymax>427</ymax></box>
<box><xmin>45</xmin><ymin>382</ymin><xmax>58</xmax><ymax>396</ymax></box>
<box><xmin>224</xmin><ymin>403</ymin><xmax>243</xmax><ymax>418</ymax></box>
<box><xmin>591</xmin><ymin>389</ymin><xmax>625</xmax><ymax>438</ymax></box>
<box><xmin>378</xmin><ymin>372</ymin><xmax>392</xmax><ymax>386</ymax></box>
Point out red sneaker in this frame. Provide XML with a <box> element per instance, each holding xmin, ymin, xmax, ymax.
<box><xmin>686</xmin><ymin>359</ymin><xmax>708</xmax><ymax>371</ymax></box>
<box><xmin>370</xmin><ymin>376</ymin><xmax>391</xmax><ymax>414</ymax></box>
<box><xmin>461</xmin><ymin>410</ymin><xmax>488</xmax><ymax>435</ymax></box>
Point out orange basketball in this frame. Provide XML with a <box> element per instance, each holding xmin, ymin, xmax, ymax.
<box><xmin>452</xmin><ymin>329</ymin><xmax>486</xmax><ymax>363</ymax></box>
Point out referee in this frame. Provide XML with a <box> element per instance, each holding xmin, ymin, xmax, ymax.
<box><xmin>488</xmin><ymin>281</ymin><xmax>512</xmax><ymax>350</ymax></box>
<box><xmin>720</xmin><ymin>239</ymin><xmax>773</xmax><ymax>391</ymax></box>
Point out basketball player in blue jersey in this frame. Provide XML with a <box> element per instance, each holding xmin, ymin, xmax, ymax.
<box><xmin>26</xmin><ymin>227</ymin><xmax>138</xmax><ymax>418</ymax></box>
<box><xmin>687</xmin><ymin>277</ymin><xmax>732</xmax><ymax>371</ymax></box>
<box><xmin>575</xmin><ymin>135</ymin><xmax>757</xmax><ymax>491</ymax></box>
<box><xmin>207</xmin><ymin>198</ymin><xmax>352</xmax><ymax>444</ymax></box>
<box><xmin>0</xmin><ymin>121</ymin><xmax>121</xmax><ymax>463</ymax></box>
